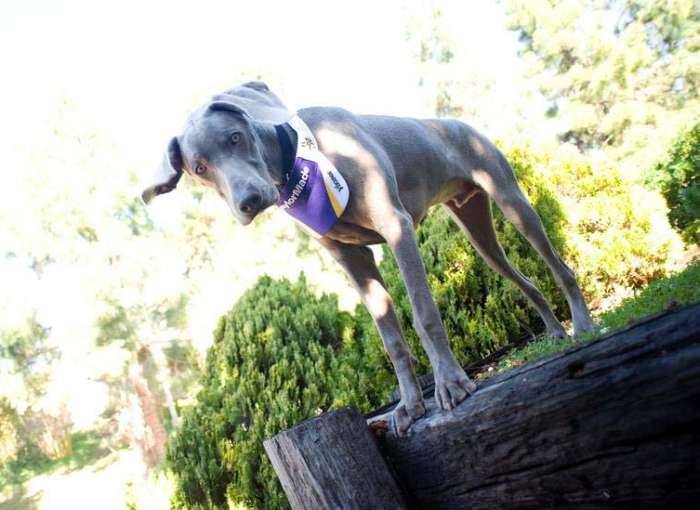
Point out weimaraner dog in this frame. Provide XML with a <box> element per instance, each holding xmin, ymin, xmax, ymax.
<box><xmin>142</xmin><ymin>81</ymin><xmax>594</xmax><ymax>434</ymax></box>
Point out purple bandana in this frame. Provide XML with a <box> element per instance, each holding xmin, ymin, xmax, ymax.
<box><xmin>276</xmin><ymin>116</ymin><xmax>349</xmax><ymax>236</ymax></box>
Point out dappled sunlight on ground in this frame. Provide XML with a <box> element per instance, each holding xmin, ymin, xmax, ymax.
<box><xmin>1</xmin><ymin>448</ymin><xmax>172</xmax><ymax>510</ymax></box>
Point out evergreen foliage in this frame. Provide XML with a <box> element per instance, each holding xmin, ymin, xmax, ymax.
<box><xmin>525</xmin><ymin>146</ymin><xmax>680</xmax><ymax>298</ymax></box>
<box><xmin>505</xmin><ymin>0</ymin><xmax>700</xmax><ymax>169</ymax></box>
<box><xmin>648</xmin><ymin>122</ymin><xmax>700</xmax><ymax>244</ymax></box>
<box><xmin>167</xmin><ymin>276</ymin><xmax>390</xmax><ymax>510</ymax></box>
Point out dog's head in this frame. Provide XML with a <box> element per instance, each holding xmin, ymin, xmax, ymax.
<box><xmin>142</xmin><ymin>81</ymin><xmax>291</xmax><ymax>225</ymax></box>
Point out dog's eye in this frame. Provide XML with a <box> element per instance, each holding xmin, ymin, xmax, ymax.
<box><xmin>194</xmin><ymin>163</ymin><xmax>206</xmax><ymax>175</ymax></box>
<box><xmin>231</xmin><ymin>132</ymin><xmax>241</xmax><ymax>144</ymax></box>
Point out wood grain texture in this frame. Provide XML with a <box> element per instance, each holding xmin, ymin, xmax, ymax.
<box><xmin>371</xmin><ymin>303</ymin><xmax>700</xmax><ymax>509</ymax></box>
<box><xmin>264</xmin><ymin>406</ymin><xmax>408</xmax><ymax>510</ymax></box>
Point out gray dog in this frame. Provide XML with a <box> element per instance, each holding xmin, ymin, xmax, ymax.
<box><xmin>142</xmin><ymin>81</ymin><xmax>594</xmax><ymax>434</ymax></box>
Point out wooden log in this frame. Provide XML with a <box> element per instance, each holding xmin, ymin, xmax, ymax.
<box><xmin>370</xmin><ymin>303</ymin><xmax>700</xmax><ymax>509</ymax></box>
<box><xmin>264</xmin><ymin>406</ymin><xmax>408</xmax><ymax>510</ymax></box>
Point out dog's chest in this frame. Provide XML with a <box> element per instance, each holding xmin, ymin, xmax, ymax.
<box><xmin>323</xmin><ymin>220</ymin><xmax>385</xmax><ymax>245</ymax></box>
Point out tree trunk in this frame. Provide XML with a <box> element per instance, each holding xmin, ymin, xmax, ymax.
<box><xmin>128</xmin><ymin>353</ymin><xmax>167</xmax><ymax>468</ymax></box>
<box><xmin>264</xmin><ymin>407</ymin><xmax>409</xmax><ymax>510</ymax></box>
<box><xmin>368</xmin><ymin>303</ymin><xmax>700</xmax><ymax>509</ymax></box>
<box><xmin>151</xmin><ymin>344</ymin><xmax>181</xmax><ymax>429</ymax></box>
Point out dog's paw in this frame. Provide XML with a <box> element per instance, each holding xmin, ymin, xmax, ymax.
<box><xmin>434</xmin><ymin>364</ymin><xmax>477</xmax><ymax>412</ymax></box>
<box><xmin>546</xmin><ymin>325</ymin><xmax>568</xmax><ymax>340</ymax></box>
<box><xmin>573</xmin><ymin>316</ymin><xmax>595</xmax><ymax>336</ymax></box>
<box><xmin>392</xmin><ymin>398</ymin><xmax>426</xmax><ymax>437</ymax></box>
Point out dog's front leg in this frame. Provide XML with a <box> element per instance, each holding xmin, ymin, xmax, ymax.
<box><xmin>319</xmin><ymin>238</ymin><xmax>426</xmax><ymax>435</ymax></box>
<box><xmin>378</xmin><ymin>211</ymin><xmax>477</xmax><ymax>411</ymax></box>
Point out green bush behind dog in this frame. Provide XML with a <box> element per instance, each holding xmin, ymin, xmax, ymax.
<box><xmin>167</xmin><ymin>276</ymin><xmax>392</xmax><ymax>510</ymax></box>
<box><xmin>647</xmin><ymin>122</ymin><xmax>700</xmax><ymax>245</ymax></box>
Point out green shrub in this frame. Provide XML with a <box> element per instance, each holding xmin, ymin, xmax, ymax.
<box><xmin>538</xmin><ymin>147</ymin><xmax>681</xmax><ymax>299</ymax></box>
<box><xmin>167</xmin><ymin>276</ymin><xmax>390</xmax><ymax>510</ymax></box>
<box><xmin>375</xmin><ymin>144</ymin><xmax>682</xmax><ymax>373</ymax></box>
<box><xmin>648</xmin><ymin>122</ymin><xmax>700</xmax><ymax>245</ymax></box>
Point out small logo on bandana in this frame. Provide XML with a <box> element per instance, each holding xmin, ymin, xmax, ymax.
<box><xmin>328</xmin><ymin>171</ymin><xmax>344</xmax><ymax>192</ymax></box>
<box><xmin>276</xmin><ymin>115</ymin><xmax>350</xmax><ymax>236</ymax></box>
<box><xmin>301</xmin><ymin>137</ymin><xmax>315</xmax><ymax>150</ymax></box>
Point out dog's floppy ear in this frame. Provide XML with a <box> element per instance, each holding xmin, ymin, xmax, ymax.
<box><xmin>242</xmin><ymin>80</ymin><xmax>270</xmax><ymax>92</ymax></box>
<box><xmin>208</xmin><ymin>100</ymin><xmax>250</xmax><ymax>118</ymax></box>
<box><xmin>141</xmin><ymin>137</ymin><xmax>184</xmax><ymax>204</ymax></box>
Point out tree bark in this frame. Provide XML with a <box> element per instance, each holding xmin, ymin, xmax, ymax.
<box><xmin>264</xmin><ymin>407</ymin><xmax>408</xmax><ymax>510</ymax></box>
<box><xmin>369</xmin><ymin>303</ymin><xmax>700</xmax><ymax>509</ymax></box>
<box><xmin>128</xmin><ymin>352</ymin><xmax>167</xmax><ymax>468</ymax></box>
<box><xmin>151</xmin><ymin>343</ymin><xmax>181</xmax><ymax>429</ymax></box>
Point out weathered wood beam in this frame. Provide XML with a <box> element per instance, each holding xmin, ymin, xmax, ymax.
<box><xmin>264</xmin><ymin>407</ymin><xmax>408</xmax><ymax>510</ymax></box>
<box><xmin>370</xmin><ymin>303</ymin><xmax>700</xmax><ymax>509</ymax></box>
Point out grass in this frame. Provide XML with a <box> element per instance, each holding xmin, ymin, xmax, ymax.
<box><xmin>492</xmin><ymin>259</ymin><xmax>700</xmax><ymax>374</ymax></box>
<box><xmin>0</xmin><ymin>447</ymin><xmax>152</xmax><ymax>510</ymax></box>
<box><xmin>598</xmin><ymin>259</ymin><xmax>700</xmax><ymax>331</ymax></box>
<box><xmin>0</xmin><ymin>431</ymin><xmax>109</xmax><ymax>490</ymax></box>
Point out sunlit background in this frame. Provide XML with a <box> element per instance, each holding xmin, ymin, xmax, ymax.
<box><xmin>1</xmin><ymin>0</ymin><xmax>698</xmax><ymax>508</ymax></box>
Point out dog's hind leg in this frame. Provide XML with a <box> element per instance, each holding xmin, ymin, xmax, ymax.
<box><xmin>472</xmin><ymin>155</ymin><xmax>595</xmax><ymax>335</ymax></box>
<box><xmin>318</xmin><ymin>238</ymin><xmax>426</xmax><ymax>435</ymax></box>
<box><xmin>446</xmin><ymin>191</ymin><xmax>567</xmax><ymax>338</ymax></box>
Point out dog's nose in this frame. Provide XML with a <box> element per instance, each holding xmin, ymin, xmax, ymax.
<box><xmin>239</xmin><ymin>192</ymin><xmax>263</xmax><ymax>215</ymax></box>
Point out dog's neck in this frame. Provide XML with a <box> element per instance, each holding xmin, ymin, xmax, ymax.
<box><xmin>251</xmin><ymin>120</ymin><xmax>298</xmax><ymax>188</ymax></box>
<box><xmin>274</xmin><ymin>123</ymin><xmax>297</xmax><ymax>185</ymax></box>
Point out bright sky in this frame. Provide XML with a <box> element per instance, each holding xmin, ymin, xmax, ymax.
<box><xmin>0</xmin><ymin>0</ymin><xmax>524</xmax><ymax>160</ymax></box>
